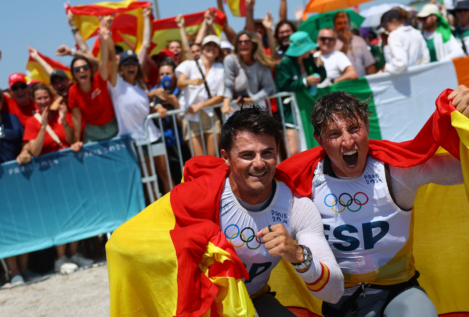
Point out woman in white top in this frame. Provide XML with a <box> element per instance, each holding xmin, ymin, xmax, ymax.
<box><xmin>380</xmin><ymin>9</ymin><xmax>430</xmax><ymax>74</ymax></box>
<box><xmin>108</xmin><ymin>48</ymin><xmax>172</xmax><ymax>196</ymax></box>
<box><xmin>176</xmin><ymin>35</ymin><xmax>225</xmax><ymax>157</ymax></box>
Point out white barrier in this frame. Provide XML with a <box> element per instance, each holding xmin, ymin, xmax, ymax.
<box><xmin>135</xmin><ymin>92</ymin><xmax>304</xmax><ymax>201</ymax></box>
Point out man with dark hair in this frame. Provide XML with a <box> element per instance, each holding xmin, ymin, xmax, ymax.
<box><xmin>217</xmin><ymin>106</ymin><xmax>343</xmax><ymax>315</ymax></box>
<box><xmin>274</xmin><ymin>20</ymin><xmax>298</xmax><ymax>59</ymax></box>
<box><xmin>277</xmin><ymin>88</ymin><xmax>469</xmax><ymax>316</ymax></box>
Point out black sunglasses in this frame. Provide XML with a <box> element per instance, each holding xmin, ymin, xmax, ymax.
<box><xmin>319</xmin><ymin>37</ymin><xmax>336</xmax><ymax>42</ymax></box>
<box><xmin>11</xmin><ymin>83</ymin><xmax>28</xmax><ymax>91</ymax></box>
<box><xmin>72</xmin><ymin>65</ymin><xmax>90</xmax><ymax>73</ymax></box>
<box><xmin>237</xmin><ymin>39</ymin><xmax>252</xmax><ymax>45</ymax></box>
<box><xmin>122</xmin><ymin>60</ymin><xmax>139</xmax><ymax>66</ymax></box>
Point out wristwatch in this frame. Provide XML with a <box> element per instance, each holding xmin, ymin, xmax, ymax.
<box><xmin>292</xmin><ymin>245</ymin><xmax>312</xmax><ymax>270</ymax></box>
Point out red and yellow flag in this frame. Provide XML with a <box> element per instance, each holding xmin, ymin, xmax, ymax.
<box><xmin>26</xmin><ymin>51</ymin><xmax>71</xmax><ymax>85</ymax></box>
<box><xmin>149</xmin><ymin>8</ymin><xmax>226</xmax><ymax>56</ymax></box>
<box><xmin>66</xmin><ymin>0</ymin><xmax>152</xmax><ymax>56</ymax></box>
<box><xmin>225</xmin><ymin>0</ymin><xmax>247</xmax><ymax>17</ymax></box>
<box><xmin>106</xmin><ymin>160</ymin><xmax>255</xmax><ymax>316</ymax></box>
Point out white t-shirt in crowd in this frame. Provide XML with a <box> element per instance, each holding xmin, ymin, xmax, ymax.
<box><xmin>336</xmin><ymin>35</ymin><xmax>375</xmax><ymax>77</ymax></box>
<box><xmin>313</xmin><ymin>50</ymin><xmax>352</xmax><ymax>88</ymax></box>
<box><xmin>175</xmin><ymin>59</ymin><xmax>225</xmax><ymax>122</ymax></box>
<box><xmin>108</xmin><ymin>74</ymin><xmax>160</xmax><ymax>142</ymax></box>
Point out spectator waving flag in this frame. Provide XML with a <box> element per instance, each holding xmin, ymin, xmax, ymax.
<box><xmin>149</xmin><ymin>8</ymin><xmax>226</xmax><ymax>56</ymax></box>
<box><xmin>26</xmin><ymin>51</ymin><xmax>71</xmax><ymax>85</ymax></box>
<box><xmin>66</xmin><ymin>0</ymin><xmax>152</xmax><ymax>56</ymax></box>
<box><xmin>106</xmin><ymin>160</ymin><xmax>256</xmax><ymax>316</ymax></box>
<box><xmin>225</xmin><ymin>0</ymin><xmax>247</xmax><ymax>17</ymax></box>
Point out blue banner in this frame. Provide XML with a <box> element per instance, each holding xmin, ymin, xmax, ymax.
<box><xmin>0</xmin><ymin>136</ymin><xmax>145</xmax><ymax>259</ymax></box>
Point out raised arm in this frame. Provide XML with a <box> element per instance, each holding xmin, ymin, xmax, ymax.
<box><xmin>56</xmin><ymin>44</ymin><xmax>99</xmax><ymax>73</ymax></box>
<box><xmin>29</xmin><ymin>110</ymin><xmax>48</xmax><ymax>157</ymax></box>
<box><xmin>279</xmin><ymin>0</ymin><xmax>287</xmax><ymax>21</ymax></box>
<box><xmin>195</xmin><ymin>12</ymin><xmax>209</xmax><ymax>45</ymax></box>
<box><xmin>28</xmin><ymin>46</ymin><xmax>54</xmax><ymax>75</ymax></box>
<box><xmin>176</xmin><ymin>14</ymin><xmax>194</xmax><ymax>60</ymax></box>
<box><xmin>98</xmin><ymin>17</ymin><xmax>111</xmax><ymax>81</ymax></box>
<box><xmin>245</xmin><ymin>0</ymin><xmax>256</xmax><ymax>33</ymax></box>
<box><xmin>57</xmin><ymin>101</ymin><xmax>74</xmax><ymax>145</ymax></box>
<box><xmin>138</xmin><ymin>6</ymin><xmax>153</xmax><ymax>66</ymax></box>
<box><xmin>67</xmin><ymin>11</ymin><xmax>91</xmax><ymax>54</ymax></box>
<box><xmin>216</xmin><ymin>0</ymin><xmax>237</xmax><ymax>44</ymax></box>
<box><xmin>262</xmin><ymin>12</ymin><xmax>278</xmax><ymax>60</ymax></box>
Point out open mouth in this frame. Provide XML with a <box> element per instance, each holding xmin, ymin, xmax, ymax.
<box><xmin>128</xmin><ymin>69</ymin><xmax>136</xmax><ymax>75</ymax></box>
<box><xmin>79</xmin><ymin>74</ymin><xmax>87</xmax><ymax>80</ymax></box>
<box><xmin>343</xmin><ymin>150</ymin><xmax>358</xmax><ymax>168</ymax></box>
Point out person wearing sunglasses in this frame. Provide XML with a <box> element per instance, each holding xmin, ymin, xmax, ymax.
<box><xmin>68</xmin><ymin>20</ymin><xmax>117</xmax><ymax>145</ymax></box>
<box><xmin>108</xmin><ymin>49</ymin><xmax>172</xmax><ymax>197</ymax></box>
<box><xmin>452</xmin><ymin>0</ymin><xmax>469</xmax><ymax>55</ymax></box>
<box><xmin>3</xmin><ymin>73</ymin><xmax>38</xmax><ymax>127</ymax></box>
<box><xmin>313</xmin><ymin>28</ymin><xmax>358</xmax><ymax>88</ymax></box>
<box><xmin>379</xmin><ymin>9</ymin><xmax>430</xmax><ymax>74</ymax></box>
<box><xmin>417</xmin><ymin>4</ymin><xmax>464</xmax><ymax>62</ymax></box>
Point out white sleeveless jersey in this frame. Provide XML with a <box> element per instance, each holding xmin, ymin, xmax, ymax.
<box><xmin>313</xmin><ymin>157</ymin><xmax>415</xmax><ymax>287</ymax></box>
<box><xmin>219</xmin><ymin>178</ymin><xmax>293</xmax><ymax>295</ymax></box>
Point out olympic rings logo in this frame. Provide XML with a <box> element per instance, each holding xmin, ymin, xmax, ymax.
<box><xmin>324</xmin><ymin>192</ymin><xmax>369</xmax><ymax>213</ymax></box>
<box><xmin>224</xmin><ymin>224</ymin><xmax>266</xmax><ymax>250</ymax></box>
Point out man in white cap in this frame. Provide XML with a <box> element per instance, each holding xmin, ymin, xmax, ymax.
<box><xmin>418</xmin><ymin>3</ymin><xmax>465</xmax><ymax>62</ymax></box>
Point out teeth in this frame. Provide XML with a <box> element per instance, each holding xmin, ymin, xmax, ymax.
<box><xmin>250</xmin><ymin>172</ymin><xmax>266</xmax><ymax>177</ymax></box>
<box><xmin>343</xmin><ymin>151</ymin><xmax>357</xmax><ymax>156</ymax></box>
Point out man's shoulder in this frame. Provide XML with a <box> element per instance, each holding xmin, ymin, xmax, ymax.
<box><xmin>352</xmin><ymin>35</ymin><xmax>368</xmax><ymax>47</ymax></box>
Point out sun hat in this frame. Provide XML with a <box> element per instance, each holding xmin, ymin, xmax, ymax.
<box><xmin>417</xmin><ymin>4</ymin><xmax>439</xmax><ymax>18</ymax></box>
<box><xmin>202</xmin><ymin>35</ymin><xmax>221</xmax><ymax>47</ymax></box>
<box><xmin>285</xmin><ymin>31</ymin><xmax>317</xmax><ymax>57</ymax></box>
<box><xmin>453</xmin><ymin>0</ymin><xmax>469</xmax><ymax>11</ymax></box>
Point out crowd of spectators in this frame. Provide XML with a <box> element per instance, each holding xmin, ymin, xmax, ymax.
<box><xmin>1</xmin><ymin>0</ymin><xmax>469</xmax><ymax>285</ymax></box>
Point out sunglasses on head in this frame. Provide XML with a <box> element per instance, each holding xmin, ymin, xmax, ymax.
<box><xmin>122</xmin><ymin>59</ymin><xmax>139</xmax><ymax>67</ymax></box>
<box><xmin>237</xmin><ymin>39</ymin><xmax>251</xmax><ymax>45</ymax></box>
<box><xmin>72</xmin><ymin>65</ymin><xmax>90</xmax><ymax>73</ymax></box>
<box><xmin>319</xmin><ymin>37</ymin><xmax>336</xmax><ymax>42</ymax></box>
<box><xmin>11</xmin><ymin>83</ymin><xmax>28</xmax><ymax>91</ymax></box>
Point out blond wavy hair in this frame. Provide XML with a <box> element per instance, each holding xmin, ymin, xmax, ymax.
<box><xmin>234</xmin><ymin>30</ymin><xmax>278</xmax><ymax>68</ymax></box>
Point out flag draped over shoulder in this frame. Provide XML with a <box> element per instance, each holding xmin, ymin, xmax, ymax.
<box><xmin>26</xmin><ymin>51</ymin><xmax>71</xmax><ymax>85</ymax></box>
<box><xmin>225</xmin><ymin>0</ymin><xmax>247</xmax><ymax>17</ymax></box>
<box><xmin>106</xmin><ymin>158</ymin><xmax>256</xmax><ymax>316</ymax></box>
<box><xmin>271</xmin><ymin>89</ymin><xmax>469</xmax><ymax>316</ymax></box>
<box><xmin>149</xmin><ymin>8</ymin><xmax>226</xmax><ymax>56</ymax></box>
<box><xmin>66</xmin><ymin>0</ymin><xmax>151</xmax><ymax>57</ymax></box>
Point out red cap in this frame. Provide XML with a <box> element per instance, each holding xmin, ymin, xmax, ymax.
<box><xmin>157</xmin><ymin>48</ymin><xmax>176</xmax><ymax>59</ymax></box>
<box><xmin>9</xmin><ymin>73</ymin><xmax>27</xmax><ymax>87</ymax></box>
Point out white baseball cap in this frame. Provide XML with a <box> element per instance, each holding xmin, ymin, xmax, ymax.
<box><xmin>221</xmin><ymin>40</ymin><xmax>233</xmax><ymax>50</ymax></box>
<box><xmin>202</xmin><ymin>35</ymin><xmax>221</xmax><ymax>47</ymax></box>
<box><xmin>417</xmin><ymin>4</ymin><xmax>439</xmax><ymax>18</ymax></box>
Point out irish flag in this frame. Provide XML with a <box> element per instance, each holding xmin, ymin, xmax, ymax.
<box><xmin>225</xmin><ymin>0</ymin><xmax>247</xmax><ymax>17</ymax></box>
<box><xmin>26</xmin><ymin>51</ymin><xmax>71</xmax><ymax>85</ymax></box>
<box><xmin>149</xmin><ymin>8</ymin><xmax>226</xmax><ymax>56</ymax></box>
<box><xmin>66</xmin><ymin>0</ymin><xmax>151</xmax><ymax>55</ymax></box>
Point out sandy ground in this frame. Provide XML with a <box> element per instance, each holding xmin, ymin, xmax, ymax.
<box><xmin>0</xmin><ymin>264</ymin><xmax>110</xmax><ymax>317</ymax></box>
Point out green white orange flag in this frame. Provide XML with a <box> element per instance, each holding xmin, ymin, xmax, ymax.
<box><xmin>26</xmin><ymin>51</ymin><xmax>71</xmax><ymax>85</ymax></box>
<box><xmin>225</xmin><ymin>0</ymin><xmax>247</xmax><ymax>17</ymax></box>
<box><xmin>66</xmin><ymin>0</ymin><xmax>152</xmax><ymax>56</ymax></box>
<box><xmin>149</xmin><ymin>8</ymin><xmax>226</xmax><ymax>56</ymax></box>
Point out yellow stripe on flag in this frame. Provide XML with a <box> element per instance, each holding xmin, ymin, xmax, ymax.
<box><xmin>451</xmin><ymin>111</ymin><xmax>469</xmax><ymax>200</ymax></box>
<box><xmin>305</xmin><ymin>263</ymin><xmax>330</xmax><ymax>292</ymax></box>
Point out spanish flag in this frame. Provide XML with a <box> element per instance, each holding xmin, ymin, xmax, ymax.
<box><xmin>66</xmin><ymin>0</ymin><xmax>151</xmax><ymax>56</ymax></box>
<box><xmin>225</xmin><ymin>0</ymin><xmax>247</xmax><ymax>17</ymax></box>
<box><xmin>26</xmin><ymin>51</ymin><xmax>71</xmax><ymax>85</ymax></box>
<box><xmin>106</xmin><ymin>160</ymin><xmax>256</xmax><ymax>316</ymax></box>
<box><xmin>273</xmin><ymin>89</ymin><xmax>469</xmax><ymax>316</ymax></box>
<box><xmin>107</xmin><ymin>90</ymin><xmax>469</xmax><ymax>316</ymax></box>
<box><xmin>149</xmin><ymin>8</ymin><xmax>226</xmax><ymax>56</ymax></box>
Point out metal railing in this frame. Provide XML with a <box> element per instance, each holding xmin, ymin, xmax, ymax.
<box><xmin>135</xmin><ymin>92</ymin><xmax>304</xmax><ymax>202</ymax></box>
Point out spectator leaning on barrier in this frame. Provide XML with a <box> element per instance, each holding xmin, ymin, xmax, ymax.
<box><xmin>418</xmin><ymin>3</ymin><xmax>465</xmax><ymax>62</ymax></box>
<box><xmin>276</xmin><ymin>31</ymin><xmax>327</xmax><ymax>156</ymax></box>
<box><xmin>334</xmin><ymin>11</ymin><xmax>377</xmax><ymax>76</ymax></box>
<box><xmin>68</xmin><ymin>20</ymin><xmax>117</xmax><ymax>145</ymax></box>
<box><xmin>176</xmin><ymin>35</ymin><xmax>225</xmax><ymax>157</ymax></box>
<box><xmin>108</xmin><ymin>49</ymin><xmax>172</xmax><ymax>196</ymax></box>
<box><xmin>274</xmin><ymin>20</ymin><xmax>298</xmax><ymax>60</ymax></box>
<box><xmin>380</xmin><ymin>9</ymin><xmax>430</xmax><ymax>74</ymax></box>
<box><xmin>222</xmin><ymin>30</ymin><xmax>277</xmax><ymax>115</ymax></box>
<box><xmin>314</xmin><ymin>28</ymin><xmax>358</xmax><ymax>88</ymax></box>
<box><xmin>0</xmin><ymin>89</ymin><xmax>24</xmax><ymax>164</ymax></box>
<box><xmin>452</xmin><ymin>0</ymin><xmax>469</xmax><ymax>55</ymax></box>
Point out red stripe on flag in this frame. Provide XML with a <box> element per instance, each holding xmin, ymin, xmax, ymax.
<box><xmin>152</xmin><ymin>8</ymin><xmax>226</xmax><ymax>31</ymax></box>
<box><xmin>67</xmin><ymin>1</ymin><xmax>150</xmax><ymax>16</ymax></box>
<box><xmin>239</xmin><ymin>0</ymin><xmax>247</xmax><ymax>17</ymax></box>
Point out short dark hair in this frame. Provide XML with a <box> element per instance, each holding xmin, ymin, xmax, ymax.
<box><xmin>274</xmin><ymin>20</ymin><xmax>298</xmax><ymax>41</ymax></box>
<box><xmin>220</xmin><ymin>105</ymin><xmax>282</xmax><ymax>154</ymax></box>
<box><xmin>312</xmin><ymin>91</ymin><xmax>371</xmax><ymax>137</ymax></box>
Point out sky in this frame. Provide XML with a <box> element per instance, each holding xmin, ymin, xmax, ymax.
<box><xmin>0</xmin><ymin>0</ymin><xmax>412</xmax><ymax>89</ymax></box>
